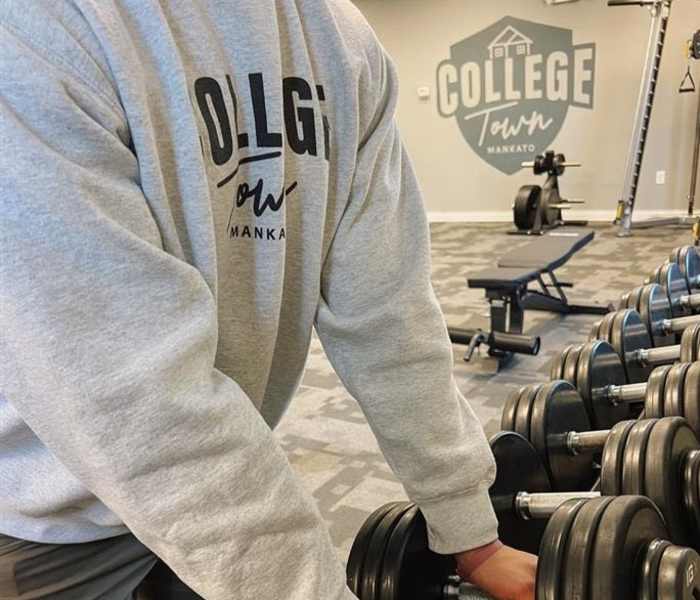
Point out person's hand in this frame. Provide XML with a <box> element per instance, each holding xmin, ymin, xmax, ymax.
<box><xmin>455</xmin><ymin>544</ymin><xmax>537</xmax><ymax>600</ymax></box>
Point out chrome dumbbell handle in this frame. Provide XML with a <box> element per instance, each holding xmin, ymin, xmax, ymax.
<box><xmin>602</xmin><ymin>382</ymin><xmax>648</xmax><ymax>404</ymax></box>
<box><xmin>632</xmin><ymin>345</ymin><xmax>681</xmax><ymax>367</ymax></box>
<box><xmin>678</xmin><ymin>295</ymin><xmax>700</xmax><ymax>311</ymax></box>
<box><xmin>444</xmin><ymin>577</ymin><xmax>495</xmax><ymax>599</ymax></box>
<box><xmin>566</xmin><ymin>430</ymin><xmax>610</xmax><ymax>455</ymax></box>
<box><xmin>661</xmin><ymin>314</ymin><xmax>700</xmax><ymax>335</ymax></box>
<box><xmin>515</xmin><ymin>491</ymin><xmax>602</xmax><ymax>520</ymax></box>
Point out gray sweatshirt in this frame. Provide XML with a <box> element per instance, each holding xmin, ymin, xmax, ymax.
<box><xmin>0</xmin><ymin>1</ymin><xmax>498</xmax><ymax>598</ymax></box>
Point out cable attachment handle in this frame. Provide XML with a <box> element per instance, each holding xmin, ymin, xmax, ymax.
<box><xmin>680</xmin><ymin>34</ymin><xmax>699</xmax><ymax>93</ymax></box>
<box><xmin>680</xmin><ymin>66</ymin><xmax>696</xmax><ymax>93</ymax></box>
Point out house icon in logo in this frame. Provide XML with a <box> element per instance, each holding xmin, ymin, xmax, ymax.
<box><xmin>488</xmin><ymin>26</ymin><xmax>534</xmax><ymax>59</ymax></box>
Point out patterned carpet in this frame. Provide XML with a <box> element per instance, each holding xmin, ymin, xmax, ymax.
<box><xmin>274</xmin><ymin>222</ymin><xmax>695</xmax><ymax>560</ymax></box>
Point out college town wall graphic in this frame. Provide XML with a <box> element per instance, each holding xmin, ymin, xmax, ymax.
<box><xmin>437</xmin><ymin>16</ymin><xmax>596</xmax><ymax>175</ymax></box>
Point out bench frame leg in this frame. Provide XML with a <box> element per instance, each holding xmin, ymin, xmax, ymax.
<box><xmin>520</xmin><ymin>271</ymin><xmax>612</xmax><ymax>316</ymax></box>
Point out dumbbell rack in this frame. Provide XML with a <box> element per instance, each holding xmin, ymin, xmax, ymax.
<box><xmin>348</xmin><ymin>248</ymin><xmax>700</xmax><ymax>600</ymax></box>
<box><xmin>614</xmin><ymin>0</ymin><xmax>700</xmax><ymax>236</ymax></box>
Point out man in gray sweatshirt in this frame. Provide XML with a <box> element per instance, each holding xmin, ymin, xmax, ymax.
<box><xmin>0</xmin><ymin>1</ymin><xmax>536</xmax><ymax>598</ymax></box>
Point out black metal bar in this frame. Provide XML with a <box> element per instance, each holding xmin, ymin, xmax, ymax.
<box><xmin>535</xmin><ymin>274</ymin><xmax>554</xmax><ymax>299</ymax></box>
<box><xmin>520</xmin><ymin>291</ymin><xmax>570</xmax><ymax>314</ymax></box>
<box><xmin>547</xmin><ymin>271</ymin><xmax>569</xmax><ymax>305</ymax></box>
<box><xmin>688</xmin><ymin>79</ymin><xmax>700</xmax><ymax>216</ymax></box>
<box><xmin>563</xmin><ymin>302</ymin><xmax>614</xmax><ymax>316</ymax></box>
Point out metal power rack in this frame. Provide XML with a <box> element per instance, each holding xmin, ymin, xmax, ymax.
<box><xmin>612</xmin><ymin>1</ymin><xmax>699</xmax><ymax>236</ymax></box>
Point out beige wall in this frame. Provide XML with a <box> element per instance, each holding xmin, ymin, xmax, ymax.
<box><xmin>352</xmin><ymin>0</ymin><xmax>700</xmax><ymax>219</ymax></box>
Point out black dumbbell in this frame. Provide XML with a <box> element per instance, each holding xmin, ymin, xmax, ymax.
<box><xmin>624</xmin><ymin>263</ymin><xmax>700</xmax><ymax>318</ymax></box>
<box><xmin>618</xmin><ymin>283</ymin><xmax>700</xmax><ymax>347</ymax></box>
<box><xmin>347</xmin><ymin>499</ymin><xmax>496</xmax><ymax>599</ymax></box>
<box><xmin>646</xmin><ymin>262</ymin><xmax>700</xmax><ymax>318</ymax></box>
<box><xmin>670</xmin><ymin>246</ymin><xmax>700</xmax><ymax>292</ymax></box>
<box><xmin>621</xmin><ymin>247</ymin><xmax>699</xmax><ymax>313</ymax></box>
<box><xmin>587</xmin><ymin>314</ymin><xmax>700</xmax><ymax>383</ymax></box>
<box><xmin>547</xmin><ymin>339</ymin><xmax>700</xmax><ymax>431</ymax></box>
<box><xmin>500</xmin><ymin>381</ymin><xmax>595</xmax><ymax>491</ymax></box>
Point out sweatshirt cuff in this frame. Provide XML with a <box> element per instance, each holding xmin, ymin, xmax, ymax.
<box><xmin>418</xmin><ymin>484</ymin><xmax>499</xmax><ymax>555</ymax></box>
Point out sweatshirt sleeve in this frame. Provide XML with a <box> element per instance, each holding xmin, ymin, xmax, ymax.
<box><xmin>315</xmin><ymin>47</ymin><xmax>499</xmax><ymax>555</ymax></box>
<box><xmin>0</xmin><ymin>24</ymin><xmax>355</xmax><ymax>600</ymax></box>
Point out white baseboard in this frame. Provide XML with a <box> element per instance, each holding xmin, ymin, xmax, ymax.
<box><xmin>427</xmin><ymin>209</ymin><xmax>690</xmax><ymax>223</ymax></box>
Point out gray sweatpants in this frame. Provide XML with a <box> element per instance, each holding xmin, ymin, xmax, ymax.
<box><xmin>0</xmin><ymin>533</ymin><xmax>204</xmax><ymax>599</ymax></box>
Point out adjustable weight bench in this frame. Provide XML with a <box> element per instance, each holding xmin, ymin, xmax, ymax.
<box><xmin>448</xmin><ymin>228</ymin><xmax>613</xmax><ymax>369</ymax></box>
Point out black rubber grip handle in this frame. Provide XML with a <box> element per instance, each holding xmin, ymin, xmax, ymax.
<box><xmin>448</xmin><ymin>327</ymin><xmax>479</xmax><ymax>346</ymax></box>
<box><xmin>488</xmin><ymin>332</ymin><xmax>541</xmax><ymax>356</ymax></box>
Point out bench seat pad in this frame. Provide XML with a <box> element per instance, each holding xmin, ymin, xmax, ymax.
<box><xmin>498</xmin><ymin>228</ymin><xmax>594</xmax><ymax>271</ymax></box>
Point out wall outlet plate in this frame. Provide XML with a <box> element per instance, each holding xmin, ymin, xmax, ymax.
<box><xmin>656</xmin><ymin>171</ymin><xmax>666</xmax><ymax>185</ymax></box>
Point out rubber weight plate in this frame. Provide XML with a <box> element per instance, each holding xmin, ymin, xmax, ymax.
<box><xmin>576</xmin><ymin>341</ymin><xmax>630</xmax><ymax>429</ymax></box>
<box><xmin>645</xmin><ymin>366</ymin><xmax>673</xmax><ymax>419</ymax></box>
<box><xmin>501</xmin><ymin>387</ymin><xmax>525</xmax><ymax>431</ymax></box>
<box><xmin>618</xmin><ymin>291</ymin><xmax>632</xmax><ymax>311</ymax></box>
<box><xmin>645</xmin><ymin>417</ymin><xmax>699</xmax><ymax>547</ymax></box>
<box><xmin>628</xmin><ymin>285</ymin><xmax>645</xmax><ymax>313</ymax></box>
<box><xmin>659</xmin><ymin>263</ymin><xmax>692</xmax><ymax>317</ymax></box>
<box><xmin>640</xmin><ymin>539</ymin><xmax>673</xmax><ymax>600</ymax></box>
<box><xmin>379</xmin><ymin>506</ymin><xmax>502</xmax><ymax>600</ymax></box>
<box><xmin>680</xmin><ymin>324</ymin><xmax>700</xmax><ymax>362</ymax></box>
<box><xmin>671</xmin><ymin>247</ymin><xmax>684</xmax><ymax>266</ymax></box>
<box><xmin>514</xmin><ymin>384</ymin><xmax>541</xmax><ymax>442</ymax></box>
<box><xmin>589</xmin><ymin>319</ymin><xmax>604</xmax><ymax>341</ymax></box>
<box><xmin>347</xmin><ymin>502</ymin><xmax>402</xmax><ymax>594</ymax></box>
<box><xmin>379</xmin><ymin>505</ymin><xmax>454</xmax><ymax>600</ymax></box>
<box><xmin>621</xmin><ymin>419</ymin><xmax>657</xmax><ymax>496</ymax></box>
<box><xmin>610</xmin><ymin>310</ymin><xmax>654</xmax><ymax>384</ymax></box>
<box><xmin>600</xmin><ymin>421</ymin><xmax>637</xmax><ymax>496</ymax></box>
<box><xmin>489</xmin><ymin>431</ymin><xmax>552</xmax><ymax>554</ymax></box>
<box><xmin>358</xmin><ymin>502</ymin><xmax>413</xmax><ymax>600</ymax></box>
<box><xmin>513</xmin><ymin>185</ymin><xmax>541</xmax><ymax>231</ymax></box>
<box><xmin>677</xmin><ymin>245</ymin><xmax>700</xmax><ymax>291</ymax></box>
<box><xmin>682</xmin><ymin>363</ymin><xmax>700</xmax><ymax>436</ymax></box>
<box><xmin>377</xmin><ymin>507</ymin><xmax>495</xmax><ymax>600</ymax></box>
<box><xmin>648</xmin><ymin>264</ymin><xmax>664</xmax><ymax>287</ymax></box>
<box><xmin>639</xmin><ymin>284</ymin><xmax>675</xmax><ymax>348</ymax></box>
<box><xmin>657</xmin><ymin>545</ymin><xmax>700</xmax><ymax>599</ymax></box>
<box><xmin>672</xmin><ymin>247</ymin><xmax>691</xmax><ymax>291</ymax></box>
<box><xmin>590</xmin><ymin>496</ymin><xmax>669</xmax><ymax>600</ymax></box>
<box><xmin>530</xmin><ymin>381</ymin><xmax>594</xmax><ymax>491</ymax></box>
<box><xmin>549</xmin><ymin>346</ymin><xmax>573</xmax><ymax>381</ymax></box>
<box><xmin>535</xmin><ymin>499</ymin><xmax>587</xmax><ymax>600</ymax></box>
<box><xmin>561</xmin><ymin>496</ymin><xmax>615</xmax><ymax>600</ymax></box>
<box><xmin>664</xmin><ymin>363</ymin><xmax>691</xmax><ymax>419</ymax></box>
<box><xmin>596</xmin><ymin>311</ymin><xmax>619</xmax><ymax>344</ymax></box>
<box><xmin>682</xmin><ymin>449</ymin><xmax>700</xmax><ymax>543</ymax></box>
<box><xmin>562</xmin><ymin>344</ymin><xmax>583</xmax><ymax>387</ymax></box>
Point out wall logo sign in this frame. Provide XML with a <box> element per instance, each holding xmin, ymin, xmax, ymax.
<box><xmin>437</xmin><ymin>17</ymin><xmax>596</xmax><ymax>174</ymax></box>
